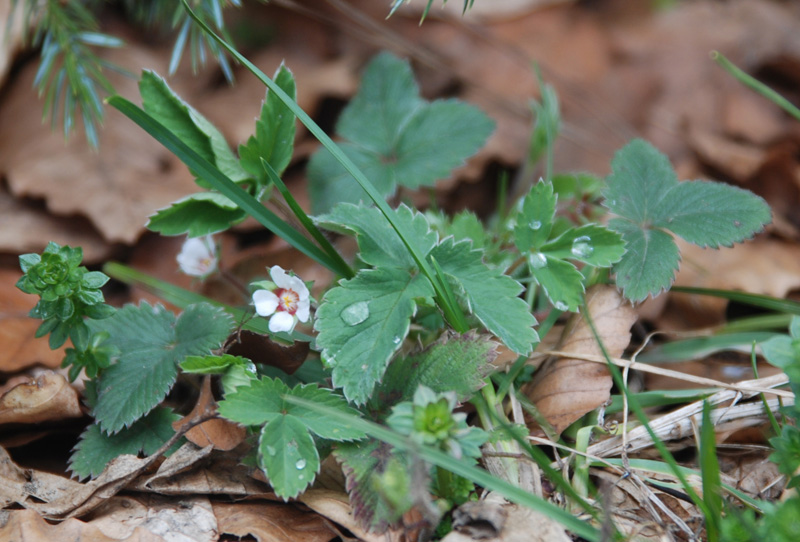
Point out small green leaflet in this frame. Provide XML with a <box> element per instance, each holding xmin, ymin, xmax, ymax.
<box><xmin>218</xmin><ymin>376</ymin><xmax>365</xmax><ymax>499</ymax></box>
<box><xmin>307</xmin><ymin>52</ymin><xmax>495</xmax><ymax>214</ymax></box>
<box><xmin>316</xmin><ymin>203</ymin><xmax>438</xmax><ymax>270</ymax></box>
<box><xmin>513</xmin><ymin>181</ymin><xmax>625</xmax><ymax>312</ymax></box>
<box><xmin>145</xmin><ymin>67</ymin><xmax>296</xmax><ymax>237</ymax></box>
<box><xmin>238</xmin><ymin>64</ymin><xmax>297</xmax><ymax>186</ymax></box>
<box><xmin>314</xmin><ymin>268</ymin><xmax>435</xmax><ymax>405</ymax></box>
<box><xmin>69</xmin><ymin>407</ymin><xmax>181</xmax><ymax>480</ymax></box>
<box><xmin>94</xmin><ymin>302</ymin><xmax>234</xmax><ymax>434</ymax></box>
<box><xmin>431</xmin><ymin>237</ymin><xmax>538</xmax><ymax>355</ymax></box>
<box><xmin>604</xmin><ymin>139</ymin><xmax>771</xmax><ymax>302</ymax></box>
<box><xmin>373</xmin><ymin>332</ymin><xmax>496</xmax><ymax>410</ymax></box>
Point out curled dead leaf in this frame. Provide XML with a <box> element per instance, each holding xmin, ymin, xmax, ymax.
<box><xmin>0</xmin><ymin>371</ymin><xmax>83</xmax><ymax>425</ymax></box>
<box><xmin>523</xmin><ymin>285</ymin><xmax>637</xmax><ymax>435</ymax></box>
<box><xmin>172</xmin><ymin>376</ymin><xmax>246</xmax><ymax>452</ymax></box>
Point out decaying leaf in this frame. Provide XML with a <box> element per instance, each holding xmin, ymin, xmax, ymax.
<box><xmin>0</xmin><ymin>508</ymin><xmax>167</xmax><ymax>542</ymax></box>
<box><xmin>442</xmin><ymin>492</ymin><xmax>570</xmax><ymax>542</ymax></box>
<box><xmin>0</xmin><ymin>371</ymin><xmax>83</xmax><ymax>425</ymax></box>
<box><xmin>0</xmin><ymin>270</ymin><xmax>67</xmax><ymax>373</ymax></box>
<box><xmin>523</xmin><ymin>285</ymin><xmax>636</xmax><ymax>435</ymax></box>
<box><xmin>172</xmin><ymin>376</ymin><xmax>246</xmax><ymax>451</ymax></box>
<box><xmin>213</xmin><ymin>500</ymin><xmax>336</xmax><ymax>542</ymax></box>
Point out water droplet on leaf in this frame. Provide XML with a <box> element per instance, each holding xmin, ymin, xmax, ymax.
<box><xmin>341</xmin><ymin>301</ymin><xmax>369</xmax><ymax>326</ymax></box>
<box><xmin>529</xmin><ymin>220</ymin><xmax>542</xmax><ymax>230</ymax></box>
<box><xmin>392</xmin><ymin>335</ymin><xmax>402</xmax><ymax>345</ymax></box>
<box><xmin>265</xmin><ymin>445</ymin><xmax>276</xmax><ymax>456</ymax></box>
<box><xmin>571</xmin><ymin>236</ymin><xmax>593</xmax><ymax>258</ymax></box>
<box><xmin>295</xmin><ymin>458</ymin><xmax>307</xmax><ymax>470</ymax></box>
<box><xmin>554</xmin><ymin>301</ymin><xmax>569</xmax><ymax>311</ymax></box>
<box><xmin>529</xmin><ymin>252</ymin><xmax>547</xmax><ymax>269</ymax></box>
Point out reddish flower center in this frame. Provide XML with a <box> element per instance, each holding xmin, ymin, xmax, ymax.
<box><xmin>274</xmin><ymin>288</ymin><xmax>300</xmax><ymax>315</ymax></box>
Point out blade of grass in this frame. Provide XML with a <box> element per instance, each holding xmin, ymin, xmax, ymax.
<box><xmin>712</xmin><ymin>51</ymin><xmax>800</xmax><ymax>122</ymax></box>
<box><xmin>178</xmin><ymin>0</ymin><xmax>468</xmax><ymax>332</ymax></box>
<box><xmin>700</xmin><ymin>400</ymin><xmax>722</xmax><ymax>542</ymax></box>
<box><xmin>606</xmin><ymin>388</ymin><xmax>716</xmax><ymax>415</ymax></box>
<box><xmin>637</xmin><ymin>331</ymin><xmax>780</xmax><ymax>363</ymax></box>
<box><xmin>107</xmin><ymin>96</ymin><xmax>351</xmax><ymax>279</ymax></box>
<box><xmin>750</xmin><ymin>341</ymin><xmax>782</xmax><ymax>436</ymax></box>
<box><xmin>260</xmin><ymin>158</ymin><xmax>354</xmax><ymax>279</ymax></box>
<box><xmin>672</xmin><ymin>286</ymin><xmax>800</xmax><ymax>315</ymax></box>
<box><xmin>283</xmin><ymin>393</ymin><xmax>602</xmax><ymax>542</ymax></box>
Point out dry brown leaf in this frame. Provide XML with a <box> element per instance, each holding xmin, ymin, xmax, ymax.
<box><xmin>172</xmin><ymin>376</ymin><xmax>246</xmax><ymax>451</ymax></box>
<box><xmin>442</xmin><ymin>493</ymin><xmax>570</xmax><ymax>542</ymax></box>
<box><xmin>0</xmin><ymin>0</ymin><xmax>24</xmax><ymax>86</ymax></box>
<box><xmin>0</xmin><ymin>371</ymin><xmax>83</xmax><ymax>425</ymax></box>
<box><xmin>0</xmin><ymin>509</ymin><xmax>166</xmax><ymax>542</ymax></box>
<box><xmin>212</xmin><ymin>500</ymin><xmax>336</xmax><ymax>542</ymax></box>
<box><xmin>0</xmin><ymin>269</ymin><xmax>67</xmax><ymax>373</ymax></box>
<box><xmin>0</xmin><ymin>27</ymin><xmax>201</xmax><ymax>245</ymax></box>
<box><xmin>523</xmin><ymin>285</ymin><xmax>637</xmax><ymax>435</ymax></box>
<box><xmin>83</xmin><ymin>495</ymin><xmax>217</xmax><ymax>542</ymax></box>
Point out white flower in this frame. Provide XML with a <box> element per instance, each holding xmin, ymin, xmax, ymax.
<box><xmin>252</xmin><ymin>265</ymin><xmax>310</xmax><ymax>333</ymax></box>
<box><xmin>177</xmin><ymin>235</ymin><xmax>218</xmax><ymax>277</ymax></box>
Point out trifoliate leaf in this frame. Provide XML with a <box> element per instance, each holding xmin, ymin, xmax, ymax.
<box><xmin>540</xmin><ymin>224</ymin><xmax>626</xmax><ymax>267</ymax></box>
<box><xmin>259</xmin><ymin>415</ymin><xmax>319</xmax><ymax>500</ymax></box>
<box><xmin>239</xmin><ymin>65</ymin><xmax>297</xmax><ymax>186</ymax></box>
<box><xmin>316</xmin><ymin>203</ymin><xmax>437</xmax><ymax>269</ymax></box>
<box><xmin>514</xmin><ymin>181</ymin><xmax>556</xmax><ymax>252</ymax></box>
<box><xmin>604</xmin><ymin>139</ymin><xmax>771</xmax><ymax>302</ymax></box>
<box><xmin>218</xmin><ymin>376</ymin><xmax>365</xmax><ymax>441</ymax></box>
<box><xmin>314</xmin><ymin>268</ymin><xmax>435</xmax><ymax>405</ymax></box>
<box><xmin>147</xmin><ymin>192</ymin><xmax>246</xmax><ymax>236</ymax></box>
<box><xmin>608</xmin><ymin>219</ymin><xmax>680</xmax><ymax>303</ymax></box>
<box><xmin>69</xmin><ymin>407</ymin><xmax>181</xmax><ymax>480</ymax></box>
<box><xmin>94</xmin><ymin>302</ymin><xmax>234</xmax><ymax>434</ymax></box>
<box><xmin>308</xmin><ymin>52</ymin><xmax>494</xmax><ymax>214</ymax></box>
<box><xmin>374</xmin><ymin>332</ymin><xmax>496</xmax><ymax>409</ymax></box>
<box><xmin>430</xmin><ymin>238</ymin><xmax>538</xmax><ymax>355</ymax></box>
<box><xmin>140</xmin><ymin>71</ymin><xmax>248</xmax><ymax>185</ymax></box>
<box><xmin>528</xmin><ymin>255</ymin><xmax>584</xmax><ymax>312</ymax></box>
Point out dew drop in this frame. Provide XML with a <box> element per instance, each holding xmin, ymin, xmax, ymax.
<box><xmin>298</xmin><ymin>474</ymin><xmax>305</xmax><ymax>480</ymax></box>
<box><xmin>529</xmin><ymin>220</ymin><xmax>542</xmax><ymax>230</ymax></box>
<box><xmin>295</xmin><ymin>458</ymin><xmax>307</xmax><ymax>470</ymax></box>
<box><xmin>392</xmin><ymin>335</ymin><xmax>402</xmax><ymax>345</ymax></box>
<box><xmin>571</xmin><ymin>236</ymin><xmax>594</xmax><ymax>258</ymax></box>
<box><xmin>265</xmin><ymin>445</ymin><xmax>277</xmax><ymax>457</ymax></box>
<box><xmin>553</xmin><ymin>301</ymin><xmax>569</xmax><ymax>311</ymax></box>
<box><xmin>529</xmin><ymin>252</ymin><xmax>547</xmax><ymax>269</ymax></box>
<box><xmin>341</xmin><ymin>301</ymin><xmax>370</xmax><ymax>326</ymax></box>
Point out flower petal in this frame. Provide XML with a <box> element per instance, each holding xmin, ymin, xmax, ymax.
<box><xmin>253</xmin><ymin>289</ymin><xmax>279</xmax><ymax>316</ymax></box>
<box><xmin>269</xmin><ymin>311</ymin><xmax>295</xmax><ymax>333</ymax></box>
<box><xmin>269</xmin><ymin>266</ymin><xmax>291</xmax><ymax>288</ymax></box>
<box><xmin>177</xmin><ymin>236</ymin><xmax>217</xmax><ymax>277</ymax></box>
<box><xmin>295</xmin><ymin>301</ymin><xmax>310</xmax><ymax>323</ymax></box>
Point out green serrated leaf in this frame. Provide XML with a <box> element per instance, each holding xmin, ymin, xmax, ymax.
<box><xmin>609</xmin><ymin>219</ymin><xmax>680</xmax><ymax>303</ymax></box>
<box><xmin>514</xmin><ymin>181</ymin><xmax>556</xmax><ymax>251</ymax></box>
<box><xmin>374</xmin><ymin>332</ymin><xmax>496</xmax><ymax>408</ymax></box>
<box><xmin>529</xmin><ymin>255</ymin><xmax>584</xmax><ymax>312</ymax></box>
<box><xmin>147</xmin><ymin>192</ymin><xmax>247</xmax><ymax>236</ymax></box>
<box><xmin>316</xmin><ymin>203</ymin><xmax>437</xmax><ymax>270</ymax></box>
<box><xmin>219</xmin><ymin>376</ymin><xmax>365</xmax><ymax>441</ymax></box>
<box><xmin>655</xmin><ymin>180</ymin><xmax>771</xmax><ymax>248</ymax></box>
<box><xmin>430</xmin><ymin>238</ymin><xmax>538</xmax><ymax>355</ymax></box>
<box><xmin>140</xmin><ymin>71</ymin><xmax>247</xmax><ymax>185</ymax></box>
<box><xmin>308</xmin><ymin>53</ymin><xmax>494</xmax><ymax>213</ymax></box>
<box><xmin>258</xmin><ymin>415</ymin><xmax>319</xmax><ymax>500</ymax></box>
<box><xmin>335</xmin><ymin>439</ymin><xmax>402</xmax><ymax>531</ymax></box>
<box><xmin>314</xmin><ymin>268</ymin><xmax>435</xmax><ymax>405</ymax></box>
<box><xmin>540</xmin><ymin>224</ymin><xmax>626</xmax><ymax>267</ymax></box>
<box><xmin>239</xmin><ymin>64</ymin><xmax>297</xmax><ymax>185</ymax></box>
<box><xmin>94</xmin><ymin>302</ymin><xmax>233</xmax><ymax>434</ymax></box>
<box><xmin>69</xmin><ymin>407</ymin><xmax>180</xmax><ymax>480</ymax></box>
<box><xmin>604</xmin><ymin>138</ymin><xmax>678</xmax><ymax>224</ymax></box>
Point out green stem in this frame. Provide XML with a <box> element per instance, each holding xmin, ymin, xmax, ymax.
<box><xmin>711</xmin><ymin>51</ymin><xmax>800</xmax><ymax>122</ymax></box>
